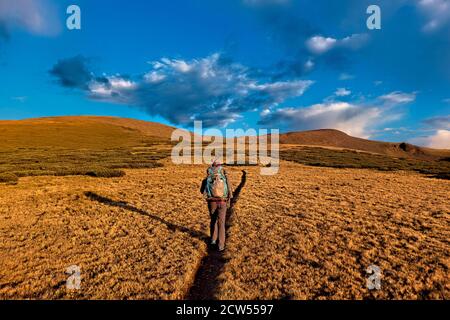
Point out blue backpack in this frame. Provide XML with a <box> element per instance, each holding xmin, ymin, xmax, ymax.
<box><xmin>206</xmin><ymin>166</ymin><xmax>229</xmax><ymax>198</ymax></box>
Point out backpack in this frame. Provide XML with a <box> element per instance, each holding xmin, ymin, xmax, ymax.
<box><xmin>206</xmin><ymin>166</ymin><xmax>228</xmax><ymax>198</ymax></box>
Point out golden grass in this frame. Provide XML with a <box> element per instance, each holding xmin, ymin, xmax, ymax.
<box><xmin>0</xmin><ymin>163</ymin><xmax>207</xmax><ymax>299</ymax></box>
<box><xmin>0</xmin><ymin>159</ymin><xmax>448</xmax><ymax>299</ymax></box>
<box><xmin>277</xmin><ymin>129</ymin><xmax>450</xmax><ymax>160</ymax></box>
<box><xmin>220</xmin><ymin>162</ymin><xmax>449</xmax><ymax>299</ymax></box>
<box><xmin>0</xmin><ymin>116</ymin><xmax>448</xmax><ymax>299</ymax></box>
<box><xmin>0</xmin><ymin>117</ymin><xmax>172</xmax><ymax>180</ymax></box>
<box><xmin>281</xmin><ymin>146</ymin><xmax>450</xmax><ymax>179</ymax></box>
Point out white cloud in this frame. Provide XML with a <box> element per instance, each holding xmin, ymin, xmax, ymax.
<box><xmin>89</xmin><ymin>76</ymin><xmax>136</xmax><ymax>96</ymax></box>
<box><xmin>417</xmin><ymin>0</ymin><xmax>450</xmax><ymax>32</ymax></box>
<box><xmin>259</xmin><ymin>102</ymin><xmax>382</xmax><ymax>138</ymax></box>
<box><xmin>335</xmin><ymin>88</ymin><xmax>351</xmax><ymax>97</ymax></box>
<box><xmin>247</xmin><ymin>80</ymin><xmax>313</xmax><ymax>98</ymax></box>
<box><xmin>259</xmin><ymin>90</ymin><xmax>417</xmax><ymax>138</ymax></box>
<box><xmin>0</xmin><ymin>0</ymin><xmax>60</xmax><ymax>36</ymax></box>
<box><xmin>144</xmin><ymin>71</ymin><xmax>166</xmax><ymax>83</ymax></box>
<box><xmin>379</xmin><ymin>91</ymin><xmax>417</xmax><ymax>105</ymax></box>
<box><xmin>108</xmin><ymin>77</ymin><xmax>137</xmax><ymax>89</ymax></box>
<box><xmin>160</xmin><ymin>58</ymin><xmax>193</xmax><ymax>73</ymax></box>
<box><xmin>89</xmin><ymin>83</ymin><xmax>112</xmax><ymax>96</ymax></box>
<box><xmin>426</xmin><ymin>130</ymin><xmax>450</xmax><ymax>148</ymax></box>
<box><xmin>411</xmin><ymin>130</ymin><xmax>450</xmax><ymax>149</ymax></box>
<box><xmin>306</xmin><ymin>34</ymin><xmax>368</xmax><ymax>55</ymax></box>
<box><xmin>306</xmin><ymin>36</ymin><xmax>337</xmax><ymax>54</ymax></box>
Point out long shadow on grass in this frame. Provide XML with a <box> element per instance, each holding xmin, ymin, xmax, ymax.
<box><xmin>187</xmin><ymin>170</ymin><xmax>247</xmax><ymax>300</ymax></box>
<box><xmin>84</xmin><ymin>191</ymin><xmax>208</xmax><ymax>242</ymax></box>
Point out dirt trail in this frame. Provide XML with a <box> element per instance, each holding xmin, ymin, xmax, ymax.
<box><xmin>186</xmin><ymin>170</ymin><xmax>247</xmax><ymax>300</ymax></box>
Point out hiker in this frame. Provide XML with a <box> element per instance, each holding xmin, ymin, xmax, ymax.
<box><xmin>200</xmin><ymin>160</ymin><xmax>233</xmax><ymax>252</ymax></box>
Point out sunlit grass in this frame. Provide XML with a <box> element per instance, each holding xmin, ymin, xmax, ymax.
<box><xmin>281</xmin><ymin>147</ymin><xmax>450</xmax><ymax>179</ymax></box>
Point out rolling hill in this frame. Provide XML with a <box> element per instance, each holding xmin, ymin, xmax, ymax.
<box><xmin>0</xmin><ymin>116</ymin><xmax>175</xmax><ymax>150</ymax></box>
<box><xmin>0</xmin><ymin>115</ymin><xmax>448</xmax><ymax>158</ymax></box>
<box><xmin>278</xmin><ymin>129</ymin><xmax>449</xmax><ymax>160</ymax></box>
<box><xmin>0</xmin><ymin>116</ymin><xmax>448</xmax><ymax>183</ymax></box>
<box><xmin>0</xmin><ymin>116</ymin><xmax>177</xmax><ymax>182</ymax></box>
<box><xmin>0</xmin><ymin>116</ymin><xmax>450</xmax><ymax>159</ymax></box>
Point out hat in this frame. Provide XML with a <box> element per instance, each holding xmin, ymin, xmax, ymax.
<box><xmin>212</xmin><ymin>159</ymin><xmax>222</xmax><ymax>167</ymax></box>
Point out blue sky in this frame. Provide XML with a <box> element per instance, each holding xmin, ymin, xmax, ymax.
<box><xmin>0</xmin><ymin>0</ymin><xmax>449</xmax><ymax>148</ymax></box>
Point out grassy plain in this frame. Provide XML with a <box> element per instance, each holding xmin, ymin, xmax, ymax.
<box><xmin>0</xmin><ymin>160</ymin><xmax>448</xmax><ymax>299</ymax></box>
<box><xmin>0</xmin><ymin>117</ymin><xmax>448</xmax><ymax>299</ymax></box>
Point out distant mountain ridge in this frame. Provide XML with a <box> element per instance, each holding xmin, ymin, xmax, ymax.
<box><xmin>277</xmin><ymin>129</ymin><xmax>448</xmax><ymax>160</ymax></box>
<box><xmin>0</xmin><ymin>116</ymin><xmax>448</xmax><ymax>159</ymax></box>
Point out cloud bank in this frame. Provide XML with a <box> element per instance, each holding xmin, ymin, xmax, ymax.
<box><xmin>50</xmin><ymin>54</ymin><xmax>313</xmax><ymax>127</ymax></box>
<box><xmin>411</xmin><ymin>115</ymin><xmax>450</xmax><ymax>149</ymax></box>
<box><xmin>258</xmin><ymin>102</ymin><xmax>381</xmax><ymax>138</ymax></box>
<box><xmin>258</xmin><ymin>91</ymin><xmax>417</xmax><ymax>138</ymax></box>
<box><xmin>411</xmin><ymin>130</ymin><xmax>450</xmax><ymax>149</ymax></box>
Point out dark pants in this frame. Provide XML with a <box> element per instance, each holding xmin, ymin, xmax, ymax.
<box><xmin>208</xmin><ymin>201</ymin><xmax>227</xmax><ymax>249</ymax></box>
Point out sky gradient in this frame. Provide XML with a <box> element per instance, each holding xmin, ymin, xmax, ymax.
<box><xmin>0</xmin><ymin>0</ymin><xmax>449</xmax><ymax>148</ymax></box>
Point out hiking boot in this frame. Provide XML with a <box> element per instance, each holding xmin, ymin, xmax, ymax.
<box><xmin>209</xmin><ymin>240</ymin><xmax>218</xmax><ymax>249</ymax></box>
